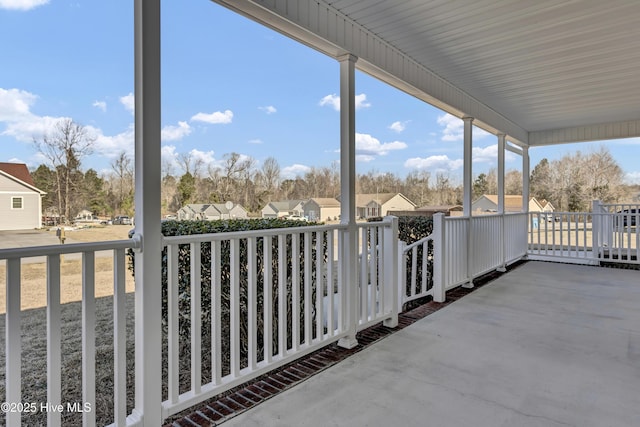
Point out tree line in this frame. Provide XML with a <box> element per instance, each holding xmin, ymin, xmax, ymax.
<box><xmin>31</xmin><ymin>120</ymin><xmax>638</xmax><ymax>222</ymax></box>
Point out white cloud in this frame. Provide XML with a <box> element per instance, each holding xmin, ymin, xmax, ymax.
<box><xmin>0</xmin><ymin>87</ymin><xmax>137</xmax><ymax>164</ymax></box>
<box><xmin>625</xmin><ymin>171</ymin><xmax>640</xmax><ymax>185</ymax></box>
<box><xmin>472</xmin><ymin>144</ymin><xmax>516</xmax><ymax>164</ymax></box>
<box><xmin>356</xmin><ymin>154</ymin><xmax>376</xmax><ymax>163</ymax></box>
<box><xmin>355</xmin><ymin>94</ymin><xmax>371</xmax><ymax>110</ymax></box>
<box><xmin>161</xmin><ymin>146</ymin><xmax>222</xmax><ymax>175</ymax></box>
<box><xmin>191</xmin><ymin>110</ymin><xmax>233</xmax><ymax>124</ymax></box>
<box><xmin>389</xmin><ymin>120</ymin><xmax>409</xmax><ymax>133</ymax></box>
<box><xmin>161</xmin><ymin>145</ymin><xmax>179</xmax><ymax>171</ymax></box>
<box><xmin>161</xmin><ymin>121</ymin><xmax>191</xmax><ymax>142</ymax></box>
<box><xmin>92</xmin><ymin>101</ymin><xmax>107</xmax><ymax>112</ymax></box>
<box><xmin>120</xmin><ymin>93</ymin><xmax>135</xmax><ymax>115</ymax></box>
<box><xmin>319</xmin><ymin>94</ymin><xmax>340</xmax><ymax>111</ymax></box>
<box><xmin>356</xmin><ymin>133</ymin><xmax>407</xmax><ymax>157</ymax></box>
<box><xmin>86</xmin><ymin>124</ymin><xmax>135</xmax><ymax>159</ymax></box>
<box><xmin>437</xmin><ymin>113</ymin><xmax>491</xmax><ymax>142</ymax></box>
<box><xmin>3</xmin><ymin>115</ymin><xmax>67</xmax><ymax>142</ymax></box>
<box><xmin>189</xmin><ymin>148</ymin><xmax>218</xmax><ymax>169</ymax></box>
<box><xmin>404</xmin><ymin>155</ymin><xmax>464</xmax><ymax>173</ymax></box>
<box><xmin>473</xmin><ymin>145</ymin><xmax>498</xmax><ymax>163</ymax></box>
<box><xmin>259</xmin><ymin>105</ymin><xmax>277</xmax><ymax>114</ymax></box>
<box><xmin>282</xmin><ymin>164</ymin><xmax>311</xmax><ymax>179</ymax></box>
<box><xmin>0</xmin><ymin>88</ymin><xmax>37</xmax><ymax>121</ymax></box>
<box><xmin>0</xmin><ymin>0</ymin><xmax>48</xmax><ymax>10</ymax></box>
<box><xmin>437</xmin><ymin>114</ymin><xmax>462</xmax><ymax>141</ymax></box>
<box><xmin>319</xmin><ymin>93</ymin><xmax>371</xmax><ymax>111</ymax></box>
<box><xmin>248</xmin><ymin>139</ymin><xmax>263</xmax><ymax>144</ymax></box>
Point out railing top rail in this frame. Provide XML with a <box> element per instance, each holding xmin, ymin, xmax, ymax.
<box><xmin>0</xmin><ymin>239</ymin><xmax>136</xmax><ymax>260</ymax></box>
<box><xmin>403</xmin><ymin>234</ymin><xmax>433</xmax><ymax>252</ymax></box>
<box><xmin>162</xmin><ymin>222</ymin><xmax>350</xmax><ymax>246</ymax></box>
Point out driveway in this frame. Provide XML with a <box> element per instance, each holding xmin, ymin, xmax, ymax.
<box><xmin>0</xmin><ymin>229</ymin><xmax>104</xmax><ymax>264</ymax></box>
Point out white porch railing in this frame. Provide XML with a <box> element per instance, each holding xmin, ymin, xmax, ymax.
<box><xmin>398</xmin><ymin>212</ymin><xmax>529</xmax><ymax>308</ymax></box>
<box><xmin>157</xmin><ymin>218</ymin><xmax>398</xmax><ymax>420</ymax></box>
<box><xmin>12</xmin><ymin>207</ymin><xmax>621</xmax><ymax>426</ymax></box>
<box><xmin>527</xmin><ymin>201</ymin><xmax>640</xmax><ymax>265</ymax></box>
<box><xmin>0</xmin><ymin>220</ymin><xmax>399</xmax><ymax>426</ymax></box>
<box><xmin>0</xmin><ymin>240</ymin><xmax>137</xmax><ymax>427</ymax></box>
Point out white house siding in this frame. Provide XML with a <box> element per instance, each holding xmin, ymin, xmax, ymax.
<box><xmin>380</xmin><ymin>194</ymin><xmax>415</xmax><ymax>216</ymax></box>
<box><xmin>261</xmin><ymin>204</ymin><xmax>278</xmax><ymax>218</ymax></box>
<box><xmin>261</xmin><ymin>200</ymin><xmax>306</xmax><ymax>218</ymax></box>
<box><xmin>472</xmin><ymin>197</ymin><xmax>498</xmax><ymax>213</ymax></box>
<box><xmin>0</xmin><ymin>192</ymin><xmax>42</xmax><ymax>230</ymax></box>
<box><xmin>177</xmin><ymin>204</ymin><xmax>249</xmax><ymax>221</ymax></box>
<box><xmin>228</xmin><ymin>205</ymin><xmax>248</xmax><ymax>219</ymax></box>
<box><xmin>303</xmin><ymin>199</ymin><xmax>341</xmax><ymax>222</ymax></box>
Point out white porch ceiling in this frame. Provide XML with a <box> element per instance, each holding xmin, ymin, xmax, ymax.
<box><xmin>213</xmin><ymin>0</ymin><xmax>640</xmax><ymax>147</ymax></box>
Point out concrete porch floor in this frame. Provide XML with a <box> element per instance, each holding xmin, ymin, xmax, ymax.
<box><xmin>221</xmin><ymin>261</ymin><xmax>640</xmax><ymax>427</ymax></box>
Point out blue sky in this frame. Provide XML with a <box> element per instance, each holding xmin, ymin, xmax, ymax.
<box><xmin>1</xmin><ymin>0</ymin><xmax>639</xmax><ymax>185</ymax></box>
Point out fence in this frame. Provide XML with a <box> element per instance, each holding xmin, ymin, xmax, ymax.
<box><xmin>398</xmin><ymin>212</ymin><xmax>529</xmax><ymax>308</ymax></box>
<box><xmin>528</xmin><ymin>201</ymin><xmax>640</xmax><ymax>265</ymax></box>
<box><xmin>157</xmin><ymin>219</ymin><xmax>398</xmax><ymax>419</ymax></box>
<box><xmin>4</xmin><ymin>208</ymin><xmax>585</xmax><ymax>426</ymax></box>
<box><xmin>0</xmin><ymin>240</ymin><xmax>137</xmax><ymax>426</ymax></box>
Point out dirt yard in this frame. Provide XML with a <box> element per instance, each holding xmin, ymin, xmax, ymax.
<box><xmin>0</xmin><ymin>225</ymin><xmax>136</xmax><ymax>314</ymax></box>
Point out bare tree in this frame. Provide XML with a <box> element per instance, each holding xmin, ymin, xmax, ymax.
<box><xmin>34</xmin><ymin>119</ymin><xmax>94</xmax><ymax>222</ymax></box>
<box><xmin>404</xmin><ymin>170</ymin><xmax>431</xmax><ymax>207</ymax></box>
<box><xmin>260</xmin><ymin>157</ymin><xmax>281</xmax><ymax>194</ymax></box>
<box><xmin>177</xmin><ymin>152</ymin><xmax>204</xmax><ymax>177</ymax></box>
<box><xmin>583</xmin><ymin>146</ymin><xmax>625</xmax><ymax>202</ymax></box>
<box><xmin>505</xmin><ymin>169</ymin><xmax>523</xmax><ymax>195</ymax></box>
<box><xmin>110</xmin><ymin>151</ymin><xmax>134</xmax><ymax>215</ymax></box>
<box><xmin>221</xmin><ymin>152</ymin><xmax>256</xmax><ymax>203</ymax></box>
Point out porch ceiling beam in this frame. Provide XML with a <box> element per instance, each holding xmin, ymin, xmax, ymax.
<box><xmin>528</xmin><ymin>118</ymin><xmax>640</xmax><ymax>146</ymax></box>
<box><xmin>505</xmin><ymin>142</ymin><xmax>523</xmax><ymax>156</ymax></box>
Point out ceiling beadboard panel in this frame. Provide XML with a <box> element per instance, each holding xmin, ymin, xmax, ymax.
<box><xmin>215</xmin><ymin>0</ymin><xmax>640</xmax><ymax>146</ymax></box>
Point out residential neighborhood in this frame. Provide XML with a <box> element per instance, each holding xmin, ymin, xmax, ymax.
<box><xmin>176</xmin><ymin>202</ymin><xmax>249</xmax><ymax>221</ymax></box>
<box><xmin>471</xmin><ymin>194</ymin><xmax>555</xmax><ymax>215</ymax></box>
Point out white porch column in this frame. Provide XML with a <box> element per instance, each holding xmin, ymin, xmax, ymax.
<box><xmin>522</xmin><ymin>146</ymin><xmax>530</xmax><ymax>212</ymax></box>
<box><xmin>497</xmin><ymin>134</ymin><xmax>507</xmax><ymax>272</ymax></box>
<box><xmin>132</xmin><ymin>1</ymin><xmax>163</xmax><ymax>425</ymax></box>
<box><xmin>338</xmin><ymin>54</ymin><xmax>359</xmax><ymax>349</ymax></box>
<box><xmin>462</xmin><ymin>116</ymin><xmax>474</xmax><ymax>287</ymax></box>
<box><xmin>462</xmin><ymin>117</ymin><xmax>474</xmax><ymax>217</ymax></box>
<box><xmin>497</xmin><ymin>134</ymin><xmax>506</xmax><ymax>214</ymax></box>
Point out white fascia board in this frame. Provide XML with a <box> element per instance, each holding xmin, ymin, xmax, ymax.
<box><xmin>529</xmin><ymin>119</ymin><xmax>640</xmax><ymax>146</ymax></box>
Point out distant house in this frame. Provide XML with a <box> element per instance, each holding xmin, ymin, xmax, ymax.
<box><xmin>0</xmin><ymin>162</ymin><xmax>46</xmax><ymax>230</ymax></box>
<box><xmin>75</xmin><ymin>209</ymin><xmax>94</xmax><ymax>221</ymax></box>
<box><xmin>392</xmin><ymin>205</ymin><xmax>463</xmax><ymax>217</ymax></box>
<box><xmin>348</xmin><ymin>193</ymin><xmax>416</xmax><ymax>219</ymax></box>
<box><xmin>539</xmin><ymin>199</ymin><xmax>555</xmax><ymax>213</ymax></box>
<box><xmin>472</xmin><ymin>195</ymin><xmax>551</xmax><ymax>214</ymax></box>
<box><xmin>177</xmin><ymin>202</ymin><xmax>248</xmax><ymax>220</ymax></box>
<box><xmin>261</xmin><ymin>200</ymin><xmax>306</xmax><ymax>218</ymax></box>
<box><xmin>303</xmin><ymin>198</ymin><xmax>341</xmax><ymax>222</ymax></box>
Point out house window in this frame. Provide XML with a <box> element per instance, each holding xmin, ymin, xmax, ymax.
<box><xmin>11</xmin><ymin>197</ymin><xmax>23</xmax><ymax>209</ymax></box>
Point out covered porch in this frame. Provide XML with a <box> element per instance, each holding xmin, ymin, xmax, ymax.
<box><xmin>218</xmin><ymin>261</ymin><xmax>640</xmax><ymax>427</ymax></box>
<box><xmin>2</xmin><ymin>0</ymin><xmax>640</xmax><ymax>426</ymax></box>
